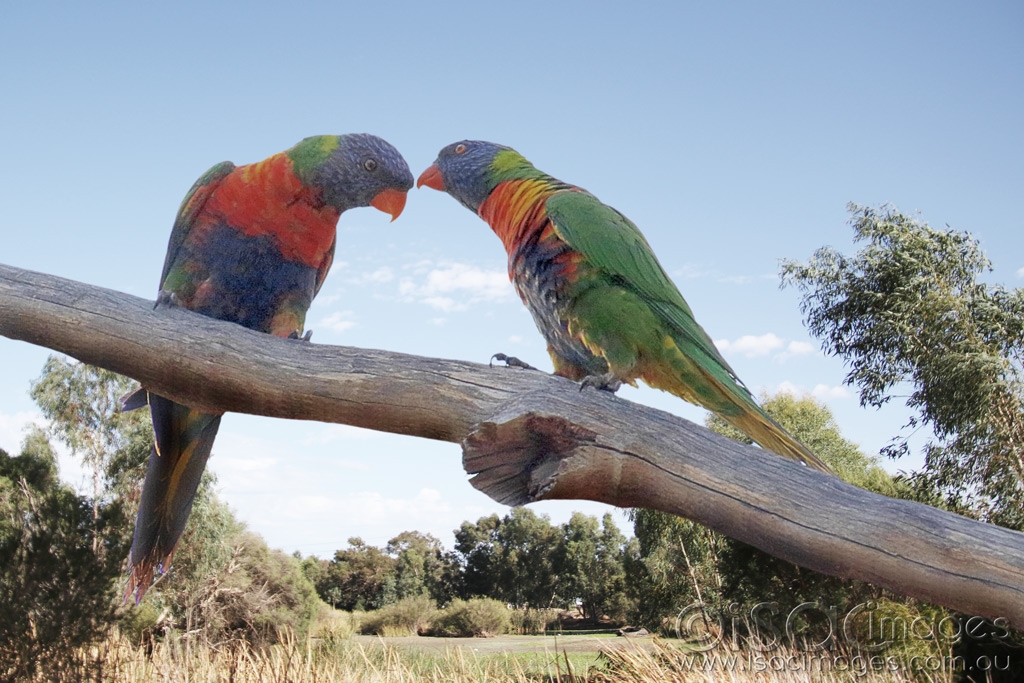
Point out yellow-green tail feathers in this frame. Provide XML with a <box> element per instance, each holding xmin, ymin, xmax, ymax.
<box><xmin>720</xmin><ymin>405</ymin><xmax>833</xmax><ymax>473</ymax></box>
<box><xmin>644</xmin><ymin>335</ymin><xmax>833</xmax><ymax>474</ymax></box>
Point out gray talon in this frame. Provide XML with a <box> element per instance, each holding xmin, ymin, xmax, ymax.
<box><xmin>490</xmin><ymin>353</ymin><xmax>537</xmax><ymax>371</ymax></box>
<box><xmin>580</xmin><ymin>373</ymin><xmax>623</xmax><ymax>393</ymax></box>
<box><xmin>289</xmin><ymin>329</ymin><xmax>313</xmax><ymax>342</ymax></box>
<box><xmin>154</xmin><ymin>290</ymin><xmax>182</xmax><ymax>309</ymax></box>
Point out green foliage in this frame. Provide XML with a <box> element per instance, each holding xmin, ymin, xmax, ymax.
<box><xmin>311</xmin><ymin>537</ymin><xmax>396</xmax><ymax>611</ymax></box>
<box><xmin>454</xmin><ymin>513</ymin><xmax>501</xmax><ymax>599</ymax></box>
<box><xmin>625</xmin><ymin>509</ymin><xmax>720</xmax><ymax>630</ymax></box>
<box><xmin>0</xmin><ymin>434</ymin><xmax>127</xmax><ymax>681</ymax></box>
<box><xmin>454</xmin><ymin>508</ymin><xmax>562</xmax><ymax>609</ymax></box>
<box><xmin>307</xmin><ymin>531</ymin><xmax>461</xmax><ymax>612</ymax></box>
<box><xmin>30</xmin><ymin>356</ymin><xmax>150</xmax><ymax>502</ymax></box>
<box><xmin>556</xmin><ymin>512</ymin><xmax>631</xmax><ymax>622</ymax></box>
<box><xmin>781</xmin><ymin>203</ymin><xmax>1024</xmax><ymax>528</ymax></box>
<box><xmin>16</xmin><ymin>356</ymin><xmax>325</xmax><ymax>650</ymax></box>
<box><xmin>336</xmin><ymin>508</ymin><xmax>633</xmax><ymax>629</ymax></box>
<box><xmin>226</xmin><ymin>532</ymin><xmax>322</xmax><ymax>641</ymax></box>
<box><xmin>429</xmin><ymin>598</ymin><xmax>511</xmax><ymax>638</ymax></box>
<box><xmin>135</xmin><ymin>481</ymin><xmax>321</xmax><ymax>644</ymax></box>
<box><xmin>357</xmin><ymin>595</ymin><xmax>437</xmax><ymax>636</ymax></box>
<box><xmin>383</xmin><ymin>530</ymin><xmax>460</xmax><ymax>606</ymax></box>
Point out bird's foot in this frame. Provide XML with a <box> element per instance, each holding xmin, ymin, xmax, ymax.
<box><xmin>579</xmin><ymin>372</ymin><xmax>623</xmax><ymax>393</ymax></box>
<box><xmin>154</xmin><ymin>289</ymin><xmax>182</xmax><ymax>309</ymax></box>
<box><xmin>288</xmin><ymin>329</ymin><xmax>313</xmax><ymax>342</ymax></box>
<box><xmin>490</xmin><ymin>353</ymin><xmax>538</xmax><ymax>371</ymax></box>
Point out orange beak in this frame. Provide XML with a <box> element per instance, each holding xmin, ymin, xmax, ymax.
<box><xmin>416</xmin><ymin>163</ymin><xmax>445</xmax><ymax>191</ymax></box>
<box><xmin>370</xmin><ymin>188</ymin><xmax>408</xmax><ymax>222</ymax></box>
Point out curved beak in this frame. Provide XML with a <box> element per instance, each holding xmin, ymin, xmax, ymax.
<box><xmin>416</xmin><ymin>163</ymin><xmax>445</xmax><ymax>191</ymax></box>
<box><xmin>370</xmin><ymin>188</ymin><xmax>408</xmax><ymax>222</ymax></box>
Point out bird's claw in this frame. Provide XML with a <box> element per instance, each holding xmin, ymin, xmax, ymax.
<box><xmin>289</xmin><ymin>329</ymin><xmax>313</xmax><ymax>342</ymax></box>
<box><xmin>154</xmin><ymin>290</ymin><xmax>182</xmax><ymax>309</ymax></box>
<box><xmin>579</xmin><ymin>373</ymin><xmax>623</xmax><ymax>393</ymax></box>
<box><xmin>490</xmin><ymin>353</ymin><xmax>537</xmax><ymax>371</ymax></box>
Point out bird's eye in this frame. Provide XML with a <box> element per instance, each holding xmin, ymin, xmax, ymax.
<box><xmin>363</xmin><ymin>158</ymin><xmax>378</xmax><ymax>172</ymax></box>
<box><xmin>454</xmin><ymin>144</ymin><xmax>467</xmax><ymax>155</ymax></box>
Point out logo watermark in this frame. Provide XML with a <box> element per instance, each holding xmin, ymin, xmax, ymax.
<box><xmin>672</xmin><ymin>601</ymin><xmax>1016</xmax><ymax>675</ymax></box>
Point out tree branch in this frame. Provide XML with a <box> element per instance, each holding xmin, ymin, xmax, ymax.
<box><xmin>2</xmin><ymin>262</ymin><xmax>1023</xmax><ymax>627</ymax></box>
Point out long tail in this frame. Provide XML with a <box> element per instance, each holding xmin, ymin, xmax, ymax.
<box><xmin>641</xmin><ymin>341</ymin><xmax>833</xmax><ymax>474</ymax></box>
<box><xmin>123</xmin><ymin>391</ymin><xmax>221</xmax><ymax>601</ymax></box>
<box><xmin>716</xmin><ymin>401</ymin><xmax>832</xmax><ymax>473</ymax></box>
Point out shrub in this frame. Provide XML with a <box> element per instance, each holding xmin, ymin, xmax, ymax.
<box><xmin>312</xmin><ymin>608</ymin><xmax>358</xmax><ymax>640</ymax></box>
<box><xmin>0</xmin><ymin>439</ymin><xmax>128</xmax><ymax>681</ymax></box>
<box><xmin>509</xmin><ymin>608</ymin><xmax>560</xmax><ymax>635</ymax></box>
<box><xmin>358</xmin><ymin>596</ymin><xmax>436</xmax><ymax>636</ymax></box>
<box><xmin>430</xmin><ymin>598</ymin><xmax>510</xmax><ymax>638</ymax></box>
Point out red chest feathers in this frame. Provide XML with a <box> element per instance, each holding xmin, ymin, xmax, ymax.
<box><xmin>203</xmin><ymin>155</ymin><xmax>340</xmax><ymax>268</ymax></box>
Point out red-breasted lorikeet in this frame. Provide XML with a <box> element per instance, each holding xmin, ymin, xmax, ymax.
<box><xmin>125</xmin><ymin>134</ymin><xmax>413</xmax><ymax>600</ymax></box>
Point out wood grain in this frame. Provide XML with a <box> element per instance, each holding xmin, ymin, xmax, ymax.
<box><xmin>2</xmin><ymin>262</ymin><xmax>1023</xmax><ymax>627</ymax></box>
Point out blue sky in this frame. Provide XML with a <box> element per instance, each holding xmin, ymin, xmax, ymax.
<box><xmin>1</xmin><ymin>2</ymin><xmax>1021</xmax><ymax>556</ymax></box>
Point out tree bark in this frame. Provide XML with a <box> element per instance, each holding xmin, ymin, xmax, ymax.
<box><xmin>2</xmin><ymin>262</ymin><xmax>1023</xmax><ymax>628</ymax></box>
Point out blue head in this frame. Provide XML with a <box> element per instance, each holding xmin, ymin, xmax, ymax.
<box><xmin>290</xmin><ymin>133</ymin><xmax>414</xmax><ymax>219</ymax></box>
<box><xmin>418</xmin><ymin>140</ymin><xmax>537</xmax><ymax>214</ymax></box>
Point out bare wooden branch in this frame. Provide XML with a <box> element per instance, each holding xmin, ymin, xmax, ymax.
<box><xmin>2</xmin><ymin>262</ymin><xmax>1023</xmax><ymax>628</ymax></box>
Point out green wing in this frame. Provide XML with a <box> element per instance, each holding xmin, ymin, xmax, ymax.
<box><xmin>544</xmin><ymin>190</ymin><xmax>745</xmax><ymax>389</ymax></box>
<box><xmin>158</xmin><ymin>161</ymin><xmax>235</xmax><ymax>288</ymax></box>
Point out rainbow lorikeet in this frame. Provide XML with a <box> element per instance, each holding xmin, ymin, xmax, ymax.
<box><xmin>418</xmin><ymin>140</ymin><xmax>831</xmax><ymax>473</ymax></box>
<box><xmin>124</xmin><ymin>134</ymin><xmax>413</xmax><ymax>600</ymax></box>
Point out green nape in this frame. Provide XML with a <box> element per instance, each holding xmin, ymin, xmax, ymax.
<box><xmin>488</xmin><ymin>149</ymin><xmax>545</xmax><ymax>185</ymax></box>
<box><xmin>287</xmin><ymin>135</ymin><xmax>339</xmax><ymax>173</ymax></box>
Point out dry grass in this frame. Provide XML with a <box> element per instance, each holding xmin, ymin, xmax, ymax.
<box><xmin>51</xmin><ymin>629</ymin><xmax>947</xmax><ymax>682</ymax></box>
<box><xmin>600</xmin><ymin>639</ymin><xmax>937</xmax><ymax>682</ymax></box>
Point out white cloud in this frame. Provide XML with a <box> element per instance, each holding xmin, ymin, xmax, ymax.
<box><xmin>319</xmin><ymin>310</ymin><xmax>357</xmax><ymax>333</ymax></box>
<box><xmin>716</xmin><ymin>335</ymin><xmax>818</xmax><ymax>362</ymax></box>
<box><xmin>1017</xmin><ymin>267</ymin><xmax>1024</xmax><ymax>278</ymax></box>
<box><xmin>368</xmin><ymin>266</ymin><xmax>394</xmax><ymax>283</ymax></box>
<box><xmin>786</xmin><ymin>341</ymin><xmax>815</xmax><ymax>355</ymax></box>
<box><xmin>316</xmin><ymin>292</ymin><xmax>343</xmax><ymax>305</ymax></box>
<box><xmin>348</xmin><ymin>266</ymin><xmax>394</xmax><ymax>285</ymax></box>
<box><xmin>774</xmin><ymin>381</ymin><xmax>801</xmax><ymax>396</ymax></box>
<box><xmin>398</xmin><ymin>262</ymin><xmax>514</xmax><ymax>311</ymax></box>
<box><xmin>716</xmin><ymin>333</ymin><xmax>785</xmax><ymax>358</ymax></box>
<box><xmin>773</xmin><ymin>340</ymin><xmax>816</xmax><ymax>362</ymax></box>
<box><xmin>421</xmin><ymin>296</ymin><xmax>459</xmax><ymax>312</ymax></box>
<box><xmin>717</xmin><ymin>273</ymin><xmax>775</xmax><ymax>285</ymax></box>
<box><xmin>771</xmin><ymin>381</ymin><xmax>849</xmax><ymax>400</ymax></box>
<box><xmin>812</xmin><ymin>384</ymin><xmax>851</xmax><ymax>399</ymax></box>
<box><xmin>672</xmin><ymin>264</ymin><xmax>715</xmax><ymax>280</ymax></box>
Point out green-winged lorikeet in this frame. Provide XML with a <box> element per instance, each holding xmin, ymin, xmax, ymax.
<box><xmin>418</xmin><ymin>140</ymin><xmax>830</xmax><ymax>474</ymax></box>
